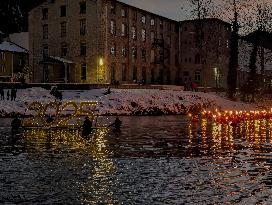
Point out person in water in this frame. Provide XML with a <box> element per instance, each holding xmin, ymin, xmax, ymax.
<box><xmin>82</xmin><ymin>116</ymin><xmax>93</xmax><ymax>138</ymax></box>
<box><xmin>11</xmin><ymin>115</ymin><xmax>22</xmax><ymax>136</ymax></box>
<box><xmin>109</xmin><ymin>117</ymin><xmax>122</xmax><ymax>131</ymax></box>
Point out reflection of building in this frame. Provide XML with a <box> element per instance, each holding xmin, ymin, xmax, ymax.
<box><xmin>179</xmin><ymin>19</ymin><xmax>231</xmax><ymax>88</ymax></box>
<box><xmin>0</xmin><ymin>32</ymin><xmax>29</xmax><ymax>82</ymax></box>
<box><xmin>29</xmin><ymin>0</ymin><xmax>180</xmax><ymax>84</ymax></box>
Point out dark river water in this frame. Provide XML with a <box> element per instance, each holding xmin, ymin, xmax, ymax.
<box><xmin>1</xmin><ymin>116</ymin><xmax>272</xmax><ymax>204</ymax></box>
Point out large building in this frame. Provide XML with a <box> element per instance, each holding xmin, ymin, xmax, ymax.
<box><xmin>29</xmin><ymin>0</ymin><xmax>180</xmax><ymax>84</ymax></box>
<box><xmin>179</xmin><ymin>19</ymin><xmax>231</xmax><ymax>88</ymax></box>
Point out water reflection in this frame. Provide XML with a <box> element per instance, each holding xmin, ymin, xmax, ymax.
<box><xmin>1</xmin><ymin>116</ymin><xmax>272</xmax><ymax>204</ymax></box>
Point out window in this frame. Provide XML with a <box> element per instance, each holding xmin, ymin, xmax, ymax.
<box><xmin>142</xmin><ymin>67</ymin><xmax>146</xmax><ymax>82</ymax></box>
<box><xmin>122</xmin><ymin>64</ymin><xmax>127</xmax><ymax>81</ymax></box>
<box><xmin>80</xmin><ymin>2</ymin><xmax>86</xmax><ymax>14</ymax></box>
<box><xmin>61</xmin><ymin>43</ymin><xmax>67</xmax><ymax>57</ymax></box>
<box><xmin>133</xmin><ymin>10</ymin><xmax>137</xmax><ymax>21</ymax></box>
<box><xmin>227</xmin><ymin>40</ymin><xmax>229</xmax><ymax>48</ymax></box>
<box><xmin>121</xmin><ymin>46</ymin><xmax>127</xmax><ymax>57</ymax></box>
<box><xmin>151</xmin><ymin>19</ymin><xmax>155</xmax><ymax>26</ymax></box>
<box><xmin>142</xmin><ymin>49</ymin><xmax>146</xmax><ymax>61</ymax></box>
<box><xmin>43</xmin><ymin>45</ymin><xmax>48</xmax><ymax>57</ymax></box>
<box><xmin>121</xmin><ymin>8</ymin><xmax>126</xmax><ymax>17</ymax></box>
<box><xmin>121</xmin><ymin>23</ymin><xmax>127</xmax><ymax>36</ymax></box>
<box><xmin>80</xmin><ymin>19</ymin><xmax>86</xmax><ymax>35</ymax></box>
<box><xmin>42</xmin><ymin>8</ymin><xmax>48</xmax><ymax>20</ymax></box>
<box><xmin>60</xmin><ymin>5</ymin><xmax>66</xmax><ymax>17</ymax></box>
<box><xmin>110</xmin><ymin>20</ymin><xmax>116</xmax><ymax>35</ymax></box>
<box><xmin>184</xmin><ymin>26</ymin><xmax>187</xmax><ymax>31</ymax></box>
<box><xmin>141</xmin><ymin>15</ymin><xmax>146</xmax><ymax>24</ymax></box>
<box><xmin>141</xmin><ymin>29</ymin><xmax>146</xmax><ymax>42</ymax></box>
<box><xmin>195</xmin><ymin>70</ymin><xmax>201</xmax><ymax>81</ymax></box>
<box><xmin>151</xmin><ymin>49</ymin><xmax>155</xmax><ymax>62</ymax></box>
<box><xmin>183</xmin><ymin>71</ymin><xmax>189</xmax><ymax>76</ymax></box>
<box><xmin>0</xmin><ymin>52</ymin><xmax>5</xmax><ymax>60</ymax></box>
<box><xmin>133</xmin><ymin>66</ymin><xmax>137</xmax><ymax>81</ymax></box>
<box><xmin>195</xmin><ymin>54</ymin><xmax>201</xmax><ymax>64</ymax></box>
<box><xmin>111</xmin><ymin>44</ymin><xmax>116</xmax><ymax>55</ymax></box>
<box><xmin>132</xmin><ymin>47</ymin><xmax>137</xmax><ymax>59</ymax></box>
<box><xmin>0</xmin><ymin>65</ymin><xmax>5</xmax><ymax>73</ymax></box>
<box><xmin>110</xmin><ymin>3</ymin><xmax>116</xmax><ymax>14</ymax></box>
<box><xmin>185</xmin><ymin>58</ymin><xmax>187</xmax><ymax>62</ymax></box>
<box><xmin>150</xmin><ymin>31</ymin><xmax>155</xmax><ymax>43</ymax></box>
<box><xmin>131</xmin><ymin>26</ymin><xmax>136</xmax><ymax>40</ymax></box>
<box><xmin>43</xmin><ymin>24</ymin><xmax>48</xmax><ymax>39</ymax></box>
<box><xmin>219</xmin><ymin>38</ymin><xmax>222</xmax><ymax>47</ymax></box>
<box><xmin>60</xmin><ymin>22</ymin><xmax>66</xmax><ymax>37</ymax></box>
<box><xmin>175</xmin><ymin>54</ymin><xmax>179</xmax><ymax>66</ymax></box>
<box><xmin>111</xmin><ymin>64</ymin><xmax>116</xmax><ymax>81</ymax></box>
<box><xmin>80</xmin><ymin>42</ymin><xmax>86</xmax><ymax>56</ymax></box>
<box><xmin>81</xmin><ymin>63</ymin><xmax>87</xmax><ymax>80</ymax></box>
<box><xmin>159</xmin><ymin>20</ymin><xmax>163</xmax><ymax>27</ymax></box>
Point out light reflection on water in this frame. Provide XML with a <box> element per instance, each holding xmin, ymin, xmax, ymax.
<box><xmin>1</xmin><ymin>116</ymin><xmax>272</xmax><ymax>204</ymax></box>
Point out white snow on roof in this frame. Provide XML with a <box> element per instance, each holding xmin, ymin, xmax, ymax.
<box><xmin>49</xmin><ymin>56</ymin><xmax>74</xmax><ymax>64</ymax></box>
<box><xmin>0</xmin><ymin>41</ymin><xmax>28</xmax><ymax>53</ymax></box>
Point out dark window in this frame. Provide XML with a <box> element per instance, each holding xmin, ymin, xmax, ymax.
<box><xmin>43</xmin><ymin>24</ymin><xmax>48</xmax><ymax>39</ymax></box>
<box><xmin>43</xmin><ymin>45</ymin><xmax>48</xmax><ymax>57</ymax></box>
<box><xmin>110</xmin><ymin>3</ymin><xmax>116</xmax><ymax>14</ymax></box>
<box><xmin>142</xmin><ymin>49</ymin><xmax>146</xmax><ymax>61</ymax></box>
<box><xmin>60</xmin><ymin>22</ymin><xmax>66</xmax><ymax>37</ymax></box>
<box><xmin>111</xmin><ymin>64</ymin><xmax>116</xmax><ymax>81</ymax></box>
<box><xmin>80</xmin><ymin>2</ymin><xmax>86</xmax><ymax>14</ymax></box>
<box><xmin>185</xmin><ymin>58</ymin><xmax>187</xmax><ymax>62</ymax></box>
<box><xmin>151</xmin><ymin>68</ymin><xmax>155</xmax><ymax>83</ymax></box>
<box><xmin>133</xmin><ymin>66</ymin><xmax>137</xmax><ymax>81</ymax></box>
<box><xmin>133</xmin><ymin>10</ymin><xmax>137</xmax><ymax>21</ymax></box>
<box><xmin>195</xmin><ymin>54</ymin><xmax>201</xmax><ymax>64</ymax></box>
<box><xmin>184</xmin><ymin>26</ymin><xmax>187</xmax><ymax>31</ymax></box>
<box><xmin>61</xmin><ymin>44</ymin><xmax>67</xmax><ymax>57</ymax></box>
<box><xmin>142</xmin><ymin>67</ymin><xmax>146</xmax><ymax>82</ymax></box>
<box><xmin>42</xmin><ymin>8</ymin><xmax>48</xmax><ymax>20</ymax></box>
<box><xmin>80</xmin><ymin>42</ymin><xmax>86</xmax><ymax>56</ymax></box>
<box><xmin>122</xmin><ymin>64</ymin><xmax>127</xmax><ymax>81</ymax></box>
<box><xmin>80</xmin><ymin>19</ymin><xmax>86</xmax><ymax>35</ymax></box>
<box><xmin>60</xmin><ymin>5</ymin><xmax>66</xmax><ymax>17</ymax></box>
<box><xmin>183</xmin><ymin>71</ymin><xmax>189</xmax><ymax>76</ymax></box>
<box><xmin>81</xmin><ymin>63</ymin><xmax>87</xmax><ymax>80</ymax></box>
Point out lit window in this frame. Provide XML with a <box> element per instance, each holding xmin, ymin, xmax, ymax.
<box><xmin>132</xmin><ymin>47</ymin><xmax>137</xmax><ymax>59</ymax></box>
<box><xmin>195</xmin><ymin>70</ymin><xmax>201</xmax><ymax>82</ymax></box>
<box><xmin>131</xmin><ymin>26</ymin><xmax>136</xmax><ymax>40</ymax></box>
<box><xmin>141</xmin><ymin>29</ymin><xmax>146</xmax><ymax>42</ymax></box>
<box><xmin>60</xmin><ymin>22</ymin><xmax>67</xmax><ymax>37</ymax></box>
<box><xmin>60</xmin><ymin>5</ymin><xmax>66</xmax><ymax>17</ymax></box>
<box><xmin>121</xmin><ymin>8</ymin><xmax>126</xmax><ymax>17</ymax></box>
<box><xmin>122</xmin><ymin>46</ymin><xmax>127</xmax><ymax>57</ymax></box>
<box><xmin>121</xmin><ymin>23</ymin><xmax>127</xmax><ymax>36</ymax></box>
<box><xmin>80</xmin><ymin>19</ymin><xmax>86</xmax><ymax>35</ymax></box>
<box><xmin>110</xmin><ymin>20</ymin><xmax>116</xmax><ymax>35</ymax></box>
<box><xmin>81</xmin><ymin>63</ymin><xmax>87</xmax><ymax>80</ymax></box>
<box><xmin>141</xmin><ymin>16</ymin><xmax>146</xmax><ymax>24</ymax></box>
<box><xmin>111</xmin><ymin>44</ymin><xmax>116</xmax><ymax>55</ymax></box>
<box><xmin>151</xmin><ymin>19</ymin><xmax>155</xmax><ymax>26</ymax></box>
<box><xmin>80</xmin><ymin>2</ymin><xmax>86</xmax><ymax>14</ymax></box>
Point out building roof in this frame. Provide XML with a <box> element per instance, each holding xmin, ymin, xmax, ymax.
<box><xmin>0</xmin><ymin>41</ymin><xmax>28</xmax><ymax>53</ymax></box>
<box><xmin>180</xmin><ymin>18</ymin><xmax>231</xmax><ymax>27</ymax></box>
<box><xmin>49</xmin><ymin>56</ymin><xmax>74</xmax><ymax>64</ymax></box>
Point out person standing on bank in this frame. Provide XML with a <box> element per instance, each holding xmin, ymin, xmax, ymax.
<box><xmin>0</xmin><ymin>87</ymin><xmax>4</xmax><ymax>100</ymax></box>
<box><xmin>7</xmin><ymin>90</ymin><xmax>10</xmax><ymax>101</ymax></box>
<box><xmin>11</xmin><ymin>87</ymin><xmax>15</xmax><ymax>101</ymax></box>
<box><xmin>109</xmin><ymin>117</ymin><xmax>122</xmax><ymax>132</ymax></box>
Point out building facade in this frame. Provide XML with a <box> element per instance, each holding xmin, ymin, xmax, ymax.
<box><xmin>29</xmin><ymin>0</ymin><xmax>180</xmax><ymax>84</ymax></box>
<box><xmin>0</xmin><ymin>41</ymin><xmax>29</xmax><ymax>82</ymax></box>
<box><xmin>179</xmin><ymin>19</ymin><xmax>231</xmax><ymax>88</ymax></box>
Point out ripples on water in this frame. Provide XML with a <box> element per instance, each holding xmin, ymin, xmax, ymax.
<box><xmin>1</xmin><ymin>116</ymin><xmax>272</xmax><ymax>204</ymax></box>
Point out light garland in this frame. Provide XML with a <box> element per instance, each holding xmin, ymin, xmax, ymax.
<box><xmin>189</xmin><ymin>108</ymin><xmax>272</xmax><ymax>125</ymax></box>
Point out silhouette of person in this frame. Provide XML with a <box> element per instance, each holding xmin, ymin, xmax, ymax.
<box><xmin>110</xmin><ymin>117</ymin><xmax>122</xmax><ymax>132</ymax></box>
<box><xmin>7</xmin><ymin>90</ymin><xmax>10</xmax><ymax>101</ymax></box>
<box><xmin>11</xmin><ymin>115</ymin><xmax>22</xmax><ymax>136</ymax></box>
<box><xmin>0</xmin><ymin>87</ymin><xmax>4</xmax><ymax>100</ymax></box>
<box><xmin>82</xmin><ymin>116</ymin><xmax>93</xmax><ymax>138</ymax></box>
<box><xmin>11</xmin><ymin>87</ymin><xmax>16</xmax><ymax>101</ymax></box>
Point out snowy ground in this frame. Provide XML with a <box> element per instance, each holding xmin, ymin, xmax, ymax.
<box><xmin>0</xmin><ymin>87</ymin><xmax>264</xmax><ymax>117</ymax></box>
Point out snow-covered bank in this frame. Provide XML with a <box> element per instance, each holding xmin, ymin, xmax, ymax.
<box><xmin>0</xmin><ymin>88</ymin><xmax>263</xmax><ymax>117</ymax></box>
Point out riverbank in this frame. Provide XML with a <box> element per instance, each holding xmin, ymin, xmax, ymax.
<box><xmin>0</xmin><ymin>87</ymin><xmax>264</xmax><ymax>117</ymax></box>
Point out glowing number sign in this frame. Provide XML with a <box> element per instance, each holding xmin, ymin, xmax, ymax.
<box><xmin>23</xmin><ymin>101</ymin><xmax>98</xmax><ymax>127</ymax></box>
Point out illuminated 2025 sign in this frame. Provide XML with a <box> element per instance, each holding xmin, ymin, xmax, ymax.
<box><xmin>23</xmin><ymin>101</ymin><xmax>98</xmax><ymax>127</ymax></box>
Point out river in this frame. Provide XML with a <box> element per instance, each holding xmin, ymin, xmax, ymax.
<box><xmin>1</xmin><ymin>116</ymin><xmax>272</xmax><ymax>204</ymax></box>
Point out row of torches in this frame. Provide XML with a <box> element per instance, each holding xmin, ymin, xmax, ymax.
<box><xmin>189</xmin><ymin>109</ymin><xmax>272</xmax><ymax>125</ymax></box>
